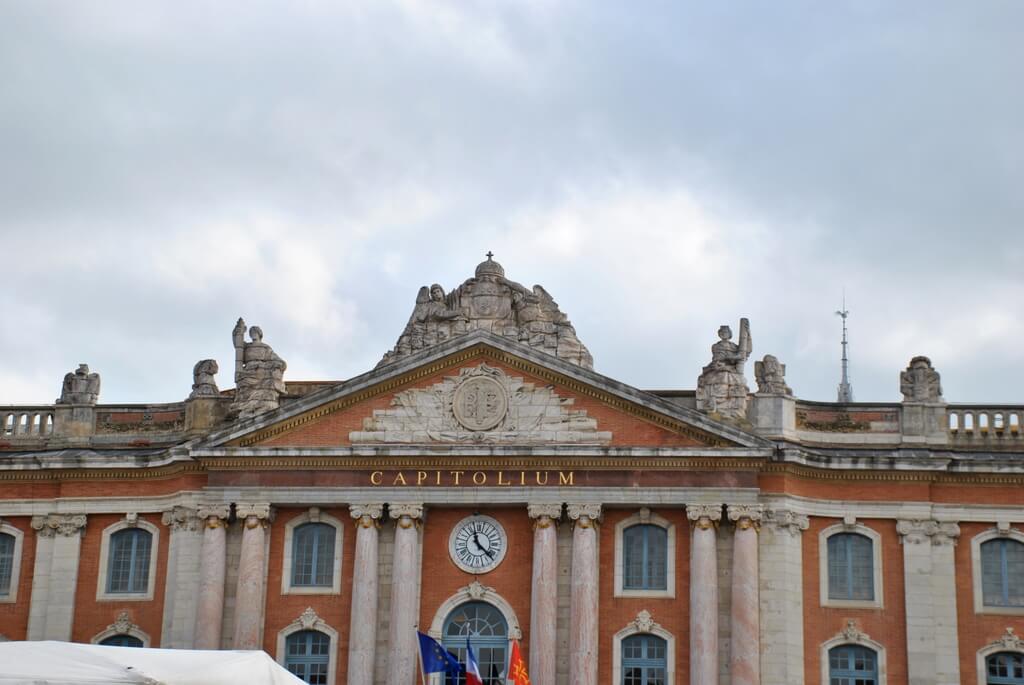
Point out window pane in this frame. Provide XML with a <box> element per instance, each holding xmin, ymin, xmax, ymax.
<box><xmin>285</xmin><ymin>630</ymin><xmax>331</xmax><ymax>685</ymax></box>
<box><xmin>1004</xmin><ymin>540</ymin><xmax>1024</xmax><ymax>606</ymax></box>
<box><xmin>100</xmin><ymin>635</ymin><xmax>143</xmax><ymax>647</ymax></box>
<box><xmin>829</xmin><ymin>534</ymin><xmax>873</xmax><ymax>601</ymax></box>
<box><xmin>292</xmin><ymin>523</ymin><xmax>335</xmax><ymax>587</ymax></box>
<box><xmin>0</xmin><ymin>533</ymin><xmax>13</xmax><ymax>596</ymax></box>
<box><xmin>108</xmin><ymin>529</ymin><xmax>151</xmax><ymax>594</ymax></box>
<box><xmin>646</xmin><ymin>527</ymin><xmax>668</xmax><ymax>591</ymax></box>
<box><xmin>623</xmin><ymin>526</ymin><xmax>645</xmax><ymax>589</ymax></box>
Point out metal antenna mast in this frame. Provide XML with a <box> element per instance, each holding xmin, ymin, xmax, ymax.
<box><xmin>836</xmin><ymin>294</ymin><xmax>853</xmax><ymax>403</ymax></box>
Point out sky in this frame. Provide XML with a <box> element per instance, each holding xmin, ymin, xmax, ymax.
<box><xmin>1</xmin><ymin>1</ymin><xmax>1022</xmax><ymax>406</ymax></box>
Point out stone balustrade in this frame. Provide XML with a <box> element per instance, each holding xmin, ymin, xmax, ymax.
<box><xmin>0</xmin><ymin>407</ymin><xmax>55</xmax><ymax>437</ymax></box>
<box><xmin>948</xmin><ymin>405</ymin><xmax>1023</xmax><ymax>444</ymax></box>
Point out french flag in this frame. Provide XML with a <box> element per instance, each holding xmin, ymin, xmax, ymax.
<box><xmin>465</xmin><ymin>638</ymin><xmax>484</xmax><ymax>685</ymax></box>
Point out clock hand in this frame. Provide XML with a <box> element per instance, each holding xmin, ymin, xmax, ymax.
<box><xmin>471</xmin><ymin>532</ymin><xmax>485</xmax><ymax>553</ymax></box>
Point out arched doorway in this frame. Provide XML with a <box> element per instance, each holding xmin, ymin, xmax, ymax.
<box><xmin>441</xmin><ymin>601</ymin><xmax>508</xmax><ymax>685</ymax></box>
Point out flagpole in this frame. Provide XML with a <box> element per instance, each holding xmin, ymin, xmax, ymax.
<box><xmin>417</xmin><ymin>631</ymin><xmax>428</xmax><ymax>685</ymax></box>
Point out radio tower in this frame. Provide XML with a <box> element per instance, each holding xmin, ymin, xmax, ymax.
<box><xmin>836</xmin><ymin>295</ymin><xmax>853</xmax><ymax>403</ymax></box>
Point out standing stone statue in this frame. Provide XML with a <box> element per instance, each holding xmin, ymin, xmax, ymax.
<box><xmin>189</xmin><ymin>359</ymin><xmax>220</xmax><ymax>399</ymax></box>
<box><xmin>57</xmin><ymin>364</ymin><xmax>101</xmax><ymax>404</ymax></box>
<box><xmin>900</xmin><ymin>356</ymin><xmax>943</xmax><ymax>402</ymax></box>
<box><xmin>754</xmin><ymin>354</ymin><xmax>792</xmax><ymax>395</ymax></box>
<box><xmin>696</xmin><ymin>318</ymin><xmax>752</xmax><ymax>418</ymax></box>
<box><xmin>229</xmin><ymin>318</ymin><xmax>287</xmax><ymax>419</ymax></box>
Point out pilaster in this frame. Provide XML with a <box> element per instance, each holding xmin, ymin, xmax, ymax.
<box><xmin>160</xmin><ymin>506</ymin><xmax>202</xmax><ymax>647</ymax></box>
<box><xmin>759</xmin><ymin>508</ymin><xmax>808</xmax><ymax>685</ymax></box>
<box><xmin>27</xmin><ymin>513</ymin><xmax>87</xmax><ymax>641</ymax></box>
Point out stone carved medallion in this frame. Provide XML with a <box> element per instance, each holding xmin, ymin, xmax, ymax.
<box><xmin>453</xmin><ymin>376</ymin><xmax>508</xmax><ymax>431</ymax></box>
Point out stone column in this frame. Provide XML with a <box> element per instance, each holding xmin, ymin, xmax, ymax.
<box><xmin>160</xmin><ymin>506</ymin><xmax>203</xmax><ymax>648</ymax></box>
<box><xmin>728</xmin><ymin>505</ymin><xmax>763</xmax><ymax>685</ymax></box>
<box><xmin>386</xmin><ymin>503</ymin><xmax>424</xmax><ymax>685</ymax></box>
<box><xmin>567</xmin><ymin>503</ymin><xmax>601</xmax><ymax>685</ymax></box>
<box><xmin>688</xmin><ymin>504</ymin><xmax>722</xmax><ymax>685</ymax></box>
<box><xmin>528</xmin><ymin>503</ymin><xmax>562</xmax><ymax>685</ymax></box>
<box><xmin>193</xmin><ymin>504</ymin><xmax>231</xmax><ymax>649</ymax></box>
<box><xmin>347</xmin><ymin>504</ymin><xmax>384</xmax><ymax>685</ymax></box>
<box><xmin>758</xmin><ymin>508</ymin><xmax>809</xmax><ymax>685</ymax></box>
<box><xmin>27</xmin><ymin>513</ymin><xmax>87</xmax><ymax>640</ymax></box>
<box><xmin>898</xmin><ymin>519</ymin><xmax>961</xmax><ymax>685</ymax></box>
<box><xmin>233</xmin><ymin>503</ymin><xmax>272</xmax><ymax>650</ymax></box>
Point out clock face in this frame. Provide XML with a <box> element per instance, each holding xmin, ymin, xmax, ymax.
<box><xmin>449</xmin><ymin>515</ymin><xmax>507</xmax><ymax>574</ymax></box>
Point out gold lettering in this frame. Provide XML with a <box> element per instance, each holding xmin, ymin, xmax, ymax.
<box><xmin>416</xmin><ymin>471</ymin><xmax>428</xmax><ymax>486</ymax></box>
<box><xmin>436</xmin><ymin>470</ymin><xmax>442</xmax><ymax>485</ymax></box>
<box><xmin>497</xmin><ymin>471</ymin><xmax>511</xmax><ymax>486</ymax></box>
<box><xmin>451</xmin><ymin>471</ymin><xmax>464</xmax><ymax>485</ymax></box>
<box><xmin>520</xmin><ymin>471</ymin><xmax>526</xmax><ymax>485</ymax></box>
<box><xmin>472</xmin><ymin>471</ymin><xmax>487</xmax><ymax>485</ymax></box>
<box><xmin>535</xmin><ymin>471</ymin><xmax>549</xmax><ymax>485</ymax></box>
<box><xmin>370</xmin><ymin>471</ymin><xmax>383</xmax><ymax>485</ymax></box>
<box><xmin>393</xmin><ymin>472</ymin><xmax>407</xmax><ymax>486</ymax></box>
<box><xmin>559</xmin><ymin>471</ymin><xmax>574</xmax><ymax>486</ymax></box>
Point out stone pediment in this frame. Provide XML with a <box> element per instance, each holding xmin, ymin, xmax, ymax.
<box><xmin>198</xmin><ymin>331</ymin><xmax>766</xmax><ymax>450</ymax></box>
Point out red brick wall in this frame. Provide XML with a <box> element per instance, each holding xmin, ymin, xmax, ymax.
<box><xmin>0</xmin><ymin>516</ymin><xmax>36</xmax><ymax>640</ymax></box>
<box><xmin>71</xmin><ymin>513</ymin><xmax>168</xmax><ymax>645</ymax></box>
<box><xmin>803</xmin><ymin>517</ymin><xmax>907</xmax><ymax>685</ymax></box>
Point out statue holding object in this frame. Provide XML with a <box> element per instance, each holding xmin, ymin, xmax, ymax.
<box><xmin>696</xmin><ymin>318</ymin><xmax>753</xmax><ymax>419</ymax></box>
<box><xmin>57</xmin><ymin>364</ymin><xmax>101</xmax><ymax>405</ymax></box>
<box><xmin>229</xmin><ymin>318</ymin><xmax>287</xmax><ymax>419</ymax></box>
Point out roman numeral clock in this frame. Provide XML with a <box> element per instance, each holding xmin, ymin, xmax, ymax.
<box><xmin>449</xmin><ymin>515</ymin><xmax>508</xmax><ymax>573</ymax></box>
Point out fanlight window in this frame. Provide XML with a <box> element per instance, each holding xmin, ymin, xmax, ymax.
<box><xmin>981</xmin><ymin>539</ymin><xmax>1024</xmax><ymax>607</ymax></box>
<box><xmin>0</xmin><ymin>532</ymin><xmax>14</xmax><ymax>597</ymax></box>
<box><xmin>292</xmin><ymin>523</ymin><xmax>335</xmax><ymax>587</ymax></box>
<box><xmin>829</xmin><ymin>645</ymin><xmax>878</xmax><ymax>685</ymax></box>
<box><xmin>988</xmin><ymin>652</ymin><xmax>1024</xmax><ymax>685</ymax></box>
<box><xmin>442</xmin><ymin>601</ymin><xmax>508</xmax><ymax>685</ymax></box>
<box><xmin>285</xmin><ymin>630</ymin><xmax>330</xmax><ymax>685</ymax></box>
<box><xmin>621</xmin><ymin>634</ymin><xmax>667</xmax><ymax>685</ymax></box>
<box><xmin>107</xmin><ymin>529</ymin><xmax>152</xmax><ymax>594</ymax></box>
<box><xmin>100</xmin><ymin>635</ymin><xmax>143</xmax><ymax>647</ymax></box>
<box><xmin>828</xmin><ymin>533</ymin><xmax>874</xmax><ymax>601</ymax></box>
<box><xmin>623</xmin><ymin>525</ymin><xmax>668</xmax><ymax>591</ymax></box>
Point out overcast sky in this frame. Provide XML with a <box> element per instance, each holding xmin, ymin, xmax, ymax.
<box><xmin>1</xmin><ymin>2</ymin><xmax>1022</xmax><ymax>407</ymax></box>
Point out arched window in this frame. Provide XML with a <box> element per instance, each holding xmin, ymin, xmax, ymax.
<box><xmin>100</xmin><ymin>635</ymin><xmax>143</xmax><ymax>648</ymax></box>
<box><xmin>981</xmin><ymin>539</ymin><xmax>1024</xmax><ymax>607</ymax></box>
<box><xmin>623</xmin><ymin>525</ymin><xmax>667</xmax><ymax>591</ymax></box>
<box><xmin>442</xmin><ymin>601</ymin><xmax>508</xmax><ymax>685</ymax></box>
<box><xmin>621</xmin><ymin>634</ymin><xmax>667</xmax><ymax>685</ymax></box>
<box><xmin>0</xmin><ymin>533</ymin><xmax>13</xmax><ymax>597</ymax></box>
<box><xmin>987</xmin><ymin>652</ymin><xmax>1024</xmax><ymax>684</ymax></box>
<box><xmin>107</xmin><ymin>529</ymin><xmax>152</xmax><ymax>594</ymax></box>
<box><xmin>292</xmin><ymin>523</ymin><xmax>335</xmax><ymax>587</ymax></box>
<box><xmin>829</xmin><ymin>645</ymin><xmax>878</xmax><ymax>685</ymax></box>
<box><xmin>828</xmin><ymin>533</ymin><xmax>874</xmax><ymax>601</ymax></box>
<box><xmin>285</xmin><ymin>630</ymin><xmax>331</xmax><ymax>684</ymax></box>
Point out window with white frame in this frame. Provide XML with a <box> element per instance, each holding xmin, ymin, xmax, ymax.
<box><xmin>0</xmin><ymin>533</ymin><xmax>14</xmax><ymax>598</ymax></box>
<box><xmin>972</xmin><ymin>528</ymin><xmax>1024</xmax><ymax>615</ymax></box>
<box><xmin>621</xmin><ymin>634</ymin><xmax>668</xmax><ymax>685</ymax></box>
<box><xmin>100</xmin><ymin>635</ymin><xmax>144</xmax><ymax>648</ymax></box>
<box><xmin>282</xmin><ymin>510</ymin><xmax>343</xmax><ymax>595</ymax></box>
<box><xmin>96</xmin><ymin>518</ymin><xmax>160</xmax><ymax>601</ymax></box>
<box><xmin>986</xmin><ymin>652</ymin><xmax>1024</xmax><ymax>685</ymax></box>
<box><xmin>614</xmin><ymin>510</ymin><xmax>675</xmax><ymax>598</ymax></box>
<box><xmin>829</xmin><ymin>645</ymin><xmax>878</xmax><ymax>685</ymax></box>
<box><xmin>285</xmin><ymin>630</ymin><xmax>331</xmax><ymax>684</ymax></box>
<box><xmin>820</xmin><ymin>523</ymin><xmax>883</xmax><ymax>608</ymax></box>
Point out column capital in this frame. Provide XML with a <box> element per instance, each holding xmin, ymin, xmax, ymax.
<box><xmin>686</xmin><ymin>504</ymin><xmax>722</xmax><ymax>529</ymax></box>
<box><xmin>897</xmin><ymin>519</ymin><xmax>961</xmax><ymax>546</ymax></box>
<box><xmin>162</xmin><ymin>506</ymin><xmax>201</xmax><ymax>533</ymax></box>
<box><xmin>350</xmin><ymin>503</ymin><xmax>384</xmax><ymax>528</ymax></box>
<box><xmin>566</xmin><ymin>503</ymin><xmax>601</xmax><ymax>528</ymax></box>
<box><xmin>762</xmin><ymin>507</ymin><xmax>809</xmax><ymax>536</ymax></box>
<box><xmin>235</xmin><ymin>503</ymin><xmax>274</xmax><ymax>529</ymax></box>
<box><xmin>528</xmin><ymin>503</ymin><xmax>563</xmax><ymax>524</ymax></box>
<box><xmin>31</xmin><ymin>513</ymin><xmax>87</xmax><ymax>538</ymax></box>
<box><xmin>726</xmin><ymin>504</ymin><xmax>763</xmax><ymax>530</ymax></box>
<box><xmin>389</xmin><ymin>503</ymin><xmax>424</xmax><ymax>527</ymax></box>
<box><xmin>197</xmin><ymin>503</ymin><xmax>231</xmax><ymax>527</ymax></box>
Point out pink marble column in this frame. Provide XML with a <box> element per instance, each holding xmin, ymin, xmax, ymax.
<box><xmin>347</xmin><ymin>504</ymin><xmax>384</xmax><ymax>685</ymax></box>
<box><xmin>233</xmin><ymin>503</ymin><xmax>272</xmax><ymax>650</ymax></box>
<box><xmin>568</xmin><ymin>503</ymin><xmax>601</xmax><ymax>685</ymax></box>
<box><xmin>728</xmin><ymin>505</ymin><xmax>763</xmax><ymax>685</ymax></box>
<box><xmin>688</xmin><ymin>504</ymin><xmax>722</xmax><ymax>685</ymax></box>
<box><xmin>386</xmin><ymin>503</ymin><xmax>424</xmax><ymax>685</ymax></box>
<box><xmin>528</xmin><ymin>503</ymin><xmax>562</xmax><ymax>685</ymax></box>
<box><xmin>194</xmin><ymin>504</ymin><xmax>230</xmax><ymax>649</ymax></box>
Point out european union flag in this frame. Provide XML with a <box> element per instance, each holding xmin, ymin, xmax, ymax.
<box><xmin>417</xmin><ymin>631</ymin><xmax>462</xmax><ymax>675</ymax></box>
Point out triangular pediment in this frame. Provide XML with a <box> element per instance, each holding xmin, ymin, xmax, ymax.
<box><xmin>196</xmin><ymin>331</ymin><xmax>768</xmax><ymax>451</ymax></box>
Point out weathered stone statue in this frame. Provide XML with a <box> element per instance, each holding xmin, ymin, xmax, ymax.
<box><xmin>379</xmin><ymin>253</ymin><xmax>593</xmax><ymax>369</ymax></box>
<box><xmin>754</xmin><ymin>354</ymin><xmax>792</xmax><ymax>395</ymax></box>
<box><xmin>57</xmin><ymin>364</ymin><xmax>101</xmax><ymax>404</ymax></box>
<box><xmin>696</xmin><ymin>318</ymin><xmax>752</xmax><ymax>418</ymax></box>
<box><xmin>900</xmin><ymin>356</ymin><xmax>942</xmax><ymax>402</ymax></box>
<box><xmin>189</xmin><ymin>359</ymin><xmax>220</xmax><ymax>399</ymax></box>
<box><xmin>230</xmin><ymin>318</ymin><xmax>287</xmax><ymax>418</ymax></box>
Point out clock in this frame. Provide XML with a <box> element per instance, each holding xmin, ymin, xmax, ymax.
<box><xmin>449</xmin><ymin>515</ymin><xmax>507</xmax><ymax>574</ymax></box>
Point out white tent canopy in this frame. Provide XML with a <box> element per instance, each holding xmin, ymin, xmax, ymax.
<box><xmin>0</xmin><ymin>641</ymin><xmax>306</xmax><ymax>685</ymax></box>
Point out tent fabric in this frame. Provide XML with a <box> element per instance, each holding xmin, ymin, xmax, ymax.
<box><xmin>0</xmin><ymin>641</ymin><xmax>307</xmax><ymax>685</ymax></box>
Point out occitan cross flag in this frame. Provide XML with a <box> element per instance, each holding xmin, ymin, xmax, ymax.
<box><xmin>508</xmin><ymin>639</ymin><xmax>531</xmax><ymax>685</ymax></box>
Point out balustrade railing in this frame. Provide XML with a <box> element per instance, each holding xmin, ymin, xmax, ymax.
<box><xmin>1</xmin><ymin>407</ymin><xmax>55</xmax><ymax>438</ymax></box>
<box><xmin>948</xmin><ymin>406</ymin><xmax>1023</xmax><ymax>442</ymax></box>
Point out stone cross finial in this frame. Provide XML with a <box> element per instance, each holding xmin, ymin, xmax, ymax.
<box><xmin>486</xmin><ymin>250</ymin><xmax>494</xmax><ymax>260</ymax></box>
